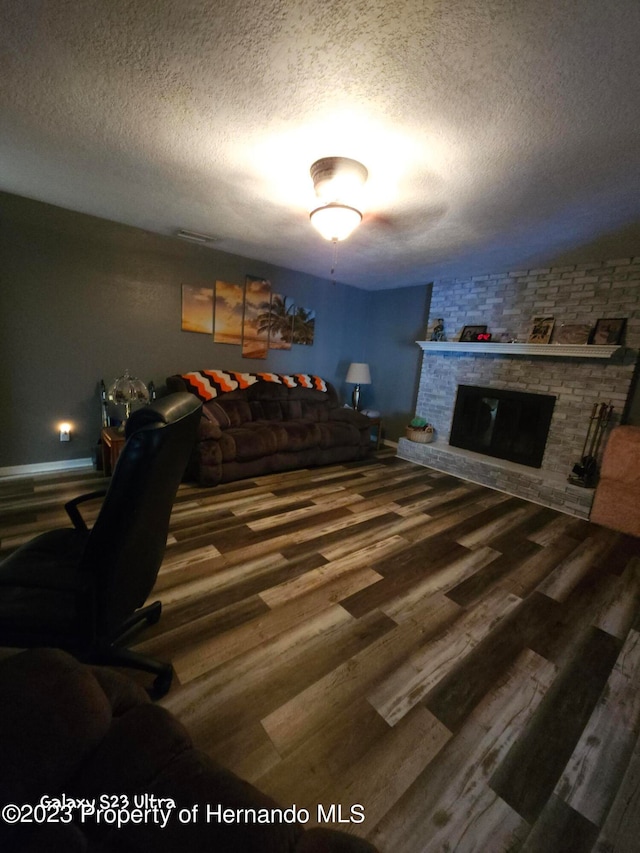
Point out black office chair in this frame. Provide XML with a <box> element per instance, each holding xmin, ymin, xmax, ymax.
<box><xmin>0</xmin><ymin>392</ymin><xmax>202</xmax><ymax>698</ymax></box>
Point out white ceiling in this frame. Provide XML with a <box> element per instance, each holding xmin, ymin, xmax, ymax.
<box><xmin>2</xmin><ymin>0</ymin><xmax>640</xmax><ymax>290</ymax></box>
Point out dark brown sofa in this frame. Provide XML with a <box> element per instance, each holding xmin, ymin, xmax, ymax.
<box><xmin>0</xmin><ymin>648</ymin><xmax>378</xmax><ymax>853</ymax></box>
<box><xmin>166</xmin><ymin>371</ymin><xmax>371</xmax><ymax>487</ymax></box>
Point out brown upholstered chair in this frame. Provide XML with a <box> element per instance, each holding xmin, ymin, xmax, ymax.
<box><xmin>590</xmin><ymin>425</ymin><xmax>640</xmax><ymax>536</ymax></box>
<box><xmin>0</xmin><ymin>648</ymin><xmax>379</xmax><ymax>853</ymax></box>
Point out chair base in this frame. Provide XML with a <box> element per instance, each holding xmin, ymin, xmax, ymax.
<box><xmin>90</xmin><ymin>644</ymin><xmax>174</xmax><ymax>700</ymax></box>
<box><xmin>92</xmin><ymin>600</ymin><xmax>173</xmax><ymax>699</ymax></box>
<box><xmin>0</xmin><ymin>600</ymin><xmax>173</xmax><ymax>699</ymax></box>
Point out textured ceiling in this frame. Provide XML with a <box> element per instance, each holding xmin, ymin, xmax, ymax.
<box><xmin>2</xmin><ymin>0</ymin><xmax>640</xmax><ymax>289</ymax></box>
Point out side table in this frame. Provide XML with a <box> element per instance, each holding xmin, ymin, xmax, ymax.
<box><xmin>101</xmin><ymin>427</ymin><xmax>126</xmax><ymax>475</ymax></box>
<box><xmin>367</xmin><ymin>417</ymin><xmax>383</xmax><ymax>451</ymax></box>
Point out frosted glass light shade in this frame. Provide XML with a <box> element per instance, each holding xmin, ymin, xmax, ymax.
<box><xmin>108</xmin><ymin>370</ymin><xmax>150</xmax><ymax>421</ymax></box>
<box><xmin>309</xmin><ymin>203</ymin><xmax>363</xmax><ymax>242</ymax></box>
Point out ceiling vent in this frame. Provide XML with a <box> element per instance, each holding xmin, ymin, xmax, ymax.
<box><xmin>175</xmin><ymin>229</ymin><xmax>221</xmax><ymax>245</ymax></box>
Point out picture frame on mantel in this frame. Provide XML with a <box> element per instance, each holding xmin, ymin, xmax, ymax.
<box><xmin>591</xmin><ymin>317</ymin><xmax>626</xmax><ymax>346</ymax></box>
<box><xmin>528</xmin><ymin>316</ymin><xmax>555</xmax><ymax>344</ymax></box>
<box><xmin>459</xmin><ymin>324</ymin><xmax>487</xmax><ymax>342</ymax></box>
<box><xmin>553</xmin><ymin>323</ymin><xmax>592</xmax><ymax>345</ymax></box>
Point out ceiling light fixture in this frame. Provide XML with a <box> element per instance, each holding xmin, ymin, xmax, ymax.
<box><xmin>309</xmin><ymin>157</ymin><xmax>368</xmax><ymax>242</ymax></box>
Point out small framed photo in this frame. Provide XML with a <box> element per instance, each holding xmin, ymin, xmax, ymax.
<box><xmin>528</xmin><ymin>316</ymin><xmax>555</xmax><ymax>344</ymax></box>
<box><xmin>554</xmin><ymin>323</ymin><xmax>592</xmax><ymax>345</ymax></box>
<box><xmin>459</xmin><ymin>324</ymin><xmax>488</xmax><ymax>342</ymax></box>
<box><xmin>590</xmin><ymin>317</ymin><xmax>626</xmax><ymax>346</ymax></box>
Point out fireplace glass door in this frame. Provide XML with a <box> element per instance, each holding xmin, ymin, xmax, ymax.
<box><xmin>449</xmin><ymin>384</ymin><xmax>556</xmax><ymax>468</ymax></box>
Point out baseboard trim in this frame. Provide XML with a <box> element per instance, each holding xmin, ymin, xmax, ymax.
<box><xmin>0</xmin><ymin>458</ymin><xmax>94</xmax><ymax>480</ymax></box>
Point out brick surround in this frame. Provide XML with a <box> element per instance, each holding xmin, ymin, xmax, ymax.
<box><xmin>397</xmin><ymin>259</ymin><xmax>640</xmax><ymax>517</ymax></box>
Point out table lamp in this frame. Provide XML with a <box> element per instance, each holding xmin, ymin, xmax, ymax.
<box><xmin>346</xmin><ymin>362</ymin><xmax>371</xmax><ymax>411</ymax></box>
<box><xmin>108</xmin><ymin>370</ymin><xmax>150</xmax><ymax>430</ymax></box>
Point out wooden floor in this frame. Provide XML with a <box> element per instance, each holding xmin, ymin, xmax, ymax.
<box><xmin>2</xmin><ymin>451</ymin><xmax>640</xmax><ymax>852</ymax></box>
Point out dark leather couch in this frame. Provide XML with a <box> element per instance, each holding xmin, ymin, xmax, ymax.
<box><xmin>166</xmin><ymin>372</ymin><xmax>371</xmax><ymax>486</ymax></box>
<box><xmin>0</xmin><ymin>649</ymin><xmax>378</xmax><ymax>852</ymax></box>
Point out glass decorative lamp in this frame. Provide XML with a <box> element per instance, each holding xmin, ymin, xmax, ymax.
<box><xmin>108</xmin><ymin>370</ymin><xmax>150</xmax><ymax>429</ymax></box>
<box><xmin>346</xmin><ymin>362</ymin><xmax>371</xmax><ymax>411</ymax></box>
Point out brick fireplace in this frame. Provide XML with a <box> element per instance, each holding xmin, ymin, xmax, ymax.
<box><xmin>397</xmin><ymin>259</ymin><xmax>640</xmax><ymax>517</ymax></box>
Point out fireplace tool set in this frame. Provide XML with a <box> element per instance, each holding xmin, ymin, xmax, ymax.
<box><xmin>568</xmin><ymin>401</ymin><xmax>614</xmax><ymax>488</ymax></box>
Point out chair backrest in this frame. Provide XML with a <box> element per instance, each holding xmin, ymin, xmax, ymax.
<box><xmin>82</xmin><ymin>393</ymin><xmax>202</xmax><ymax>637</ymax></box>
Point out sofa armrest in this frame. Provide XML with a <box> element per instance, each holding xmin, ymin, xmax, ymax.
<box><xmin>329</xmin><ymin>408</ymin><xmax>371</xmax><ymax>428</ymax></box>
<box><xmin>0</xmin><ymin>649</ymin><xmax>114</xmax><ymax>810</ymax></box>
<box><xmin>198</xmin><ymin>418</ymin><xmax>223</xmax><ymax>441</ymax></box>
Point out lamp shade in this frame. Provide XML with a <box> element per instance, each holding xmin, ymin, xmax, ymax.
<box><xmin>108</xmin><ymin>370</ymin><xmax>150</xmax><ymax>421</ymax></box>
<box><xmin>309</xmin><ymin>203</ymin><xmax>363</xmax><ymax>242</ymax></box>
<box><xmin>346</xmin><ymin>362</ymin><xmax>371</xmax><ymax>385</ymax></box>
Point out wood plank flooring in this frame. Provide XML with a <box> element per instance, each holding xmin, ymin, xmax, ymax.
<box><xmin>2</xmin><ymin>451</ymin><xmax>640</xmax><ymax>852</ymax></box>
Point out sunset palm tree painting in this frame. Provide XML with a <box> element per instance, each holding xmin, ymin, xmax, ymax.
<box><xmin>242</xmin><ymin>276</ymin><xmax>271</xmax><ymax>359</ymax></box>
<box><xmin>213</xmin><ymin>281</ymin><xmax>244</xmax><ymax>345</ymax></box>
<box><xmin>292</xmin><ymin>306</ymin><xmax>316</xmax><ymax>346</ymax></box>
<box><xmin>258</xmin><ymin>293</ymin><xmax>295</xmax><ymax>350</ymax></box>
<box><xmin>181</xmin><ymin>285</ymin><xmax>214</xmax><ymax>334</ymax></box>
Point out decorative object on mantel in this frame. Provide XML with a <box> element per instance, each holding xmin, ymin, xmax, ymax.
<box><xmin>528</xmin><ymin>316</ymin><xmax>555</xmax><ymax>344</ymax></box>
<box><xmin>568</xmin><ymin>401</ymin><xmax>614</xmax><ymax>488</ymax></box>
<box><xmin>429</xmin><ymin>318</ymin><xmax>446</xmax><ymax>341</ymax></box>
<box><xmin>554</xmin><ymin>323</ymin><xmax>592</xmax><ymax>345</ymax></box>
<box><xmin>406</xmin><ymin>416</ymin><xmax>435</xmax><ymax>443</ymax></box>
<box><xmin>591</xmin><ymin>317</ymin><xmax>626</xmax><ymax>346</ymax></box>
<box><xmin>459</xmin><ymin>324</ymin><xmax>488</xmax><ymax>342</ymax></box>
<box><xmin>345</xmin><ymin>362</ymin><xmax>371</xmax><ymax>411</ymax></box>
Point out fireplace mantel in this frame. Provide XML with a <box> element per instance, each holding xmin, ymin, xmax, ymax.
<box><xmin>417</xmin><ymin>341</ymin><xmax>622</xmax><ymax>359</ymax></box>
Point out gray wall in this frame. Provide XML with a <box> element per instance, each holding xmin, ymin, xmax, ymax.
<box><xmin>0</xmin><ymin>191</ymin><xmax>425</xmax><ymax>469</ymax></box>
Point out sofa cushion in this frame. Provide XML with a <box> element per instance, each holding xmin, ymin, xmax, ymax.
<box><xmin>202</xmin><ymin>401</ymin><xmax>232</xmax><ymax>429</ymax></box>
<box><xmin>278</xmin><ymin>420</ymin><xmax>322</xmax><ymax>451</ymax></box>
<box><xmin>301</xmin><ymin>401</ymin><xmax>330</xmax><ymax>422</ymax></box>
<box><xmin>317</xmin><ymin>420</ymin><xmax>362</xmax><ymax>449</ymax></box>
<box><xmin>218</xmin><ymin>398</ymin><xmax>253</xmax><ymax>427</ymax></box>
<box><xmin>254</xmin><ymin>421</ymin><xmax>289</xmax><ymax>451</ymax></box>
<box><xmin>223</xmin><ymin>425</ymin><xmax>280</xmax><ymax>462</ymax></box>
<box><xmin>251</xmin><ymin>399</ymin><xmax>285</xmax><ymax>420</ymax></box>
<box><xmin>286</xmin><ymin>399</ymin><xmax>304</xmax><ymax>420</ymax></box>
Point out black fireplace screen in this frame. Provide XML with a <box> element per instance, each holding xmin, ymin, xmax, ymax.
<box><xmin>449</xmin><ymin>384</ymin><xmax>556</xmax><ymax>468</ymax></box>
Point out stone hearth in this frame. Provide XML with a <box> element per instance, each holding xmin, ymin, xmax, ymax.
<box><xmin>398</xmin><ymin>435</ymin><xmax>595</xmax><ymax>518</ymax></box>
